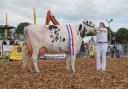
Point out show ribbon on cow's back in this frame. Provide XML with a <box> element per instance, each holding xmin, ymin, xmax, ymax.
<box><xmin>66</xmin><ymin>24</ymin><xmax>74</xmax><ymax>56</ymax></box>
<box><xmin>69</xmin><ymin>24</ymin><xmax>74</xmax><ymax>55</ymax></box>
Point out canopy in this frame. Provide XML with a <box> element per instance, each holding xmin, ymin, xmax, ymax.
<box><xmin>0</xmin><ymin>25</ymin><xmax>15</xmax><ymax>29</ymax></box>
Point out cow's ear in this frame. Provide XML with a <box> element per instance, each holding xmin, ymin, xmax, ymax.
<box><xmin>79</xmin><ymin>24</ymin><xmax>82</xmax><ymax>31</ymax></box>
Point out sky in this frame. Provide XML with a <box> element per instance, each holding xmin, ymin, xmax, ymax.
<box><xmin>0</xmin><ymin>0</ymin><xmax>128</xmax><ymax>32</ymax></box>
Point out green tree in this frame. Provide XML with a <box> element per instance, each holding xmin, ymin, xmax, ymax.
<box><xmin>16</xmin><ymin>22</ymin><xmax>30</xmax><ymax>34</ymax></box>
<box><xmin>115</xmin><ymin>28</ymin><xmax>128</xmax><ymax>43</ymax></box>
<box><xmin>0</xmin><ymin>29</ymin><xmax>5</xmax><ymax>39</ymax></box>
<box><xmin>86</xmin><ymin>32</ymin><xmax>96</xmax><ymax>36</ymax></box>
<box><xmin>106</xmin><ymin>27</ymin><xmax>115</xmax><ymax>43</ymax></box>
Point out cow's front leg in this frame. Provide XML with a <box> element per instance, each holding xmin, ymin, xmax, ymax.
<box><xmin>71</xmin><ymin>55</ymin><xmax>76</xmax><ymax>72</ymax></box>
<box><xmin>66</xmin><ymin>54</ymin><xmax>71</xmax><ymax>70</ymax></box>
<box><xmin>32</xmin><ymin>48</ymin><xmax>40</xmax><ymax>73</ymax></box>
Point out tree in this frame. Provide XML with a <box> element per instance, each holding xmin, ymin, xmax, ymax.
<box><xmin>106</xmin><ymin>27</ymin><xmax>115</xmax><ymax>43</ymax></box>
<box><xmin>86</xmin><ymin>32</ymin><xmax>96</xmax><ymax>36</ymax></box>
<box><xmin>115</xmin><ymin>28</ymin><xmax>128</xmax><ymax>44</ymax></box>
<box><xmin>0</xmin><ymin>29</ymin><xmax>5</xmax><ymax>39</ymax></box>
<box><xmin>16</xmin><ymin>22</ymin><xmax>30</xmax><ymax>34</ymax></box>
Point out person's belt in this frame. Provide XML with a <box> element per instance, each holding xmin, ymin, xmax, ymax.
<box><xmin>97</xmin><ymin>42</ymin><xmax>108</xmax><ymax>43</ymax></box>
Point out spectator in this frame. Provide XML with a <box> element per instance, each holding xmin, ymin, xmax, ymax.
<box><xmin>79</xmin><ymin>41</ymin><xmax>85</xmax><ymax>57</ymax></box>
<box><xmin>89</xmin><ymin>46</ymin><xmax>95</xmax><ymax>58</ymax></box>
<box><xmin>2</xmin><ymin>38</ymin><xmax>7</xmax><ymax>45</ymax></box>
<box><xmin>15</xmin><ymin>40</ymin><xmax>20</xmax><ymax>45</ymax></box>
<box><xmin>85</xmin><ymin>43</ymin><xmax>89</xmax><ymax>57</ymax></box>
<box><xmin>9</xmin><ymin>38</ymin><xmax>15</xmax><ymax>45</ymax></box>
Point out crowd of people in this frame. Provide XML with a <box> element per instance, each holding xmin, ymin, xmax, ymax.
<box><xmin>1</xmin><ymin>38</ymin><xmax>21</xmax><ymax>59</ymax></box>
<box><xmin>2</xmin><ymin>38</ymin><xmax>20</xmax><ymax>46</ymax></box>
<box><xmin>78</xmin><ymin>41</ymin><xmax>95</xmax><ymax>58</ymax></box>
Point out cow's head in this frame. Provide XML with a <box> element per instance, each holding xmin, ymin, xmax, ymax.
<box><xmin>78</xmin><ymin>23</ymin><xmax>86</xmax><ymax>38</ymax></box>
<box><xmin>78</xmin><ymin>20</ymin><xmax>95</xmax><ymax>38</ymax></box>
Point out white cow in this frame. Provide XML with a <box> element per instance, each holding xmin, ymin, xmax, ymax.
<box><xmin>22</xmin><ymin>21</ymin><xmax>95</xmax><ymax>73</ymax></box>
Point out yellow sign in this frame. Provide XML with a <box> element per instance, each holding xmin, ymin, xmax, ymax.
<box><xmin>89</xmin><ymin>46</ymin><xmax>95</xmax><ymax>57</ymax></box>
<box><xmin>10</xmin><ymin>46</ymin><xmax>23</xmax><ymax>60</ymax></box>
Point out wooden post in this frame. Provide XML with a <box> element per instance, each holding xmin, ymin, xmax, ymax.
<box><xmin>33</xmin><ymin>8</ymin><xmax>36</xmax><ymax>25</ymax></box>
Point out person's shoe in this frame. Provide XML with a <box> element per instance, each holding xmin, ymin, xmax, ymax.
<box><xmin>102</xmin><ymin>69</ymin><xmax>106</xmax><ymax>72</ymax></box>
<box><xmin>96</xmin><ymin>68</ymin><xmax>101</xmax><ymax>71</ymax></box>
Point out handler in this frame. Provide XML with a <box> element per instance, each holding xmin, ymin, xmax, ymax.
<box><xmin>95</xmin><ymin>22</ymin><xmax>108</xmax><ymax>71</ymax></box>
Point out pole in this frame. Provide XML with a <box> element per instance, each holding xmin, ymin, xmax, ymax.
<box><xmin>4</xmin><ymin>12</ymin><xmax>8</xmax><ymax>39</ymax></box>
<box><xmin>6</xmin><ymin>12</ymin><xmax>8</xmax><ymax>25</ymax></box>
<box><xmin>106</xmin><ymin>19</ymin><xmax>113</xmax><ymax>44</ymax></box>
<box><xmin>109</xmin><ymin>22</ymin><xmax>111</xmax><ymax>44</ymax></box>
<box><xmin>33</xmin><ymin>8</ymin><xmax>36</xmax><ymax>25</ymax></box>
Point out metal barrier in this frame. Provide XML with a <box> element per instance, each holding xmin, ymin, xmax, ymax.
<box><xmin>0</xmin><ymin>45</ymin><xmax>66</xmax><ymax>60</ymax></box>
<box><xmin>0</xmin><ymin>45</ymin><xmax>22</xmax><ymax>60</ymax></box>
<box><xmin>0</xmin><ymin>44</ymin><xmax>127</xmax><ymax>60</ymax></box>
<box><xmin>77</xmin><ymin>44</ymin><xmax>128</xmax><ymax>58</ymax></box>
<box><xmin>107</xmin><ymin>44</ymin><xmax>128</xmax><ymax>58</ymax></box>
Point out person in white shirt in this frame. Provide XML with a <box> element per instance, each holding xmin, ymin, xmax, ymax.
<box><xmin>95</xmin><ymin>22</ymin><xmax>108</xmax><ymax>71</ymax></box>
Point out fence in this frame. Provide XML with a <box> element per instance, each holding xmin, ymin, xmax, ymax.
<box><xmin>0</xmin><ymin>43</ymin><xmax>128</xmax><ymax>59</ymax></box>
<box><xmin>107</xmin><ymin>44</ymin><xmax>128</xmax><ymax>58</ymax></box>
<box><xmin>78</xmin><ymin>44</ymin><xmax>128</xmax><ymax>58</ymax></box>
<box><xmin>0</xmin><ymin>44</ymin><xmax>66</xmax><ymax>60</ymax></box>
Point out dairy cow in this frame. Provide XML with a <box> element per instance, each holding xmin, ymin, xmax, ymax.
<box><xmin>22</xmin><ymin>21</ymin><xmax>95</xmax><ymax>73</ymax></box>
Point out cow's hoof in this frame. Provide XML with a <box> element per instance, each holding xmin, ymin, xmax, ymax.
<box><xmin>22</xmin><ymin>65</ymin><xmax>27</xmax><ymax>69</ymax></box>
<box><xmin>66</xmin><ymin>67</ymin><xmax>70</xmax><ymax>71</ymax></box>
<box><xmin>28</xmin><ymin>68</ymin><xmax>33</xmax><ymax>72</ymax></box>
<box><xmin>73</xmin><ymin>70</ymin><xmax>75</xmax><ymax>73</ymax></box>
<box><xmin>71</xmin><ymin>69</ymin><xmax>75</xmax><ymax>73</ymax></box>
<box><xmin>35</xmin><ymin>70</ymin><xmax>40</xmax><ymax>73</ymax></box>
<box><xmin>69</xmin><ymin>70</ymin><xmax>75</xmax><ymax>73</ymax></box>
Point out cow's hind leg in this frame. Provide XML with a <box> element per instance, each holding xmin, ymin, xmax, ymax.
<box><xmin>22</xmin><ymin>46</ymin><xmax>28</xmax><ymax>69</ymax></box>
<box><xmin>22</xmin><ymin>46</ymin><xmax>32</xmax><ymax>72</ymax></box>
<box><xmin>26</xmin><ymin>53</ymin><xmax>33</xmax><ymax>72</ymax></box>
<box><xmin>32</xmin><ymin>48</ymin><xmax>40</xmax><ymax>73</ymax></box>
<box><xmin>66</xmin><ymin>54</ymin><xmax>71</xmax><ymax>70</ymax></box>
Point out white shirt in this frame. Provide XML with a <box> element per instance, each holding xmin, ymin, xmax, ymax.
<box><xmin>96</xmin><ymin>28</ymin><xmax>108</xmax><ymax>42</ymax></box>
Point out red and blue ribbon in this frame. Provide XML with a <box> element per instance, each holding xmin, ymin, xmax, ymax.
<box><xmin>66</xmin><ymin>24</ymin><xmax>74</xmax><ymax>56</ymax></box>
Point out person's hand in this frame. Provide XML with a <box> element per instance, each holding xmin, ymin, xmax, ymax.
<box><xmin>94</xmin><ymin>26</ymin><xmax>99</xmax><ymax>31</ymax></box>
<box><xmin>99</xmin><ymin>28</ymin><xmax>103</xmax><ymax>32</ymax></box>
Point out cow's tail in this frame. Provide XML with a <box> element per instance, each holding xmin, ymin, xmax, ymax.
<box><xmin>23</xmin><ymin>26</ymin><xmax>28</xmax><ymax>41</ymax></box>
<box><xmin>22</xmin><ymin>26</ymin><xmax>28</xmax><ymax>69</ymax></box>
